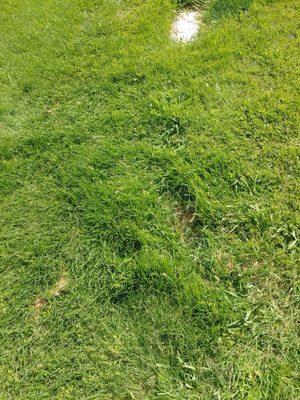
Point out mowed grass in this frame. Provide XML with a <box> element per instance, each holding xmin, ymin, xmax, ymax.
<box><xmin>0</xmin><ymin>0</ymin><xmax>299</xmax><ymax>398</ymax></box>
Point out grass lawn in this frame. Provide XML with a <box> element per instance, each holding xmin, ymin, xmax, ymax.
<box><xmin>0</xmin><ymin>0</ymin><xmax>299</xmax><ymax>398</ymax></box>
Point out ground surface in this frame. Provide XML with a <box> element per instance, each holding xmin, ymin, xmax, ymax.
<box><xmin>0</xmin><ymin>0</ymin><xmax>299</xmax><ymax>399</ymax></box>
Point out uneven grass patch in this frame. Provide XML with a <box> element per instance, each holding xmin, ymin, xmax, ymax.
<box><xmin>0</xmin><ymin>0</ymin><xmax>299</xmax><ymax>399</ymax></box>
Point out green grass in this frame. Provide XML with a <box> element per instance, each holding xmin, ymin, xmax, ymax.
<box><xmin>177</xmin><ymin>0</ymin><xmax>253</xmax><ymax>18</ymax></box>
<box><xmin>208</xmin><ymin>0</ymin><xmax>254</xmax><ymax>19</ymax></box>
<box><xmin>0</xmin><ymin>0</ymin><xmax>299</xmax><ymax>398</ymax></box>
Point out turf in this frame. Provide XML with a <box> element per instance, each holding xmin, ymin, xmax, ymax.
<box><xmin>0</xmin><ymin>0</ymin><xmax>299</xmax><ymax>399</ymax></box>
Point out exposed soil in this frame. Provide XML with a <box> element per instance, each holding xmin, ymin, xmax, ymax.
<box><xmin>171</xmin><ymin>10</ymin><xmax>201</xmax><ymax>42</ymax></box>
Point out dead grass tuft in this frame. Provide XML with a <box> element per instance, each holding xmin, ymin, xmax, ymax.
<box><xmin>49</xmin><ymin>275</ymin><xmax>68</xmax><ymax>297</ymax></box>
<box><xmin>33</xmin><ymin>297</ymin><xmax>47</xmax><ymax>309</ymax></box>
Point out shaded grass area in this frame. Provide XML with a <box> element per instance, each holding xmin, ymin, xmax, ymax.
<box><xmin>0</xmin><ymin>0</ymin><xmax>299</xmax><ymax>399</ymax></box>
<box><xmin>209</xmin><ymin>0</ymin><xmax>253</xmax><ymax>19</ymax></box>
<box><xmin>176</xmin><ymin>0</ymin><xmax>254</xmax><ymax>20</ymax></box>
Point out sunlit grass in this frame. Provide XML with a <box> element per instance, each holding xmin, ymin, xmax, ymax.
<box><xmin>0</xmin><ymin>0</ymin><xmax>299</xmax><ymax>398</ymax></box>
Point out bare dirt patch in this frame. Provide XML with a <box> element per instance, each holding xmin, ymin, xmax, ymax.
<box><xmin>171</xmin><ymin>10</ymin><xmax>202</xmax><ymax>42</ymax></box>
